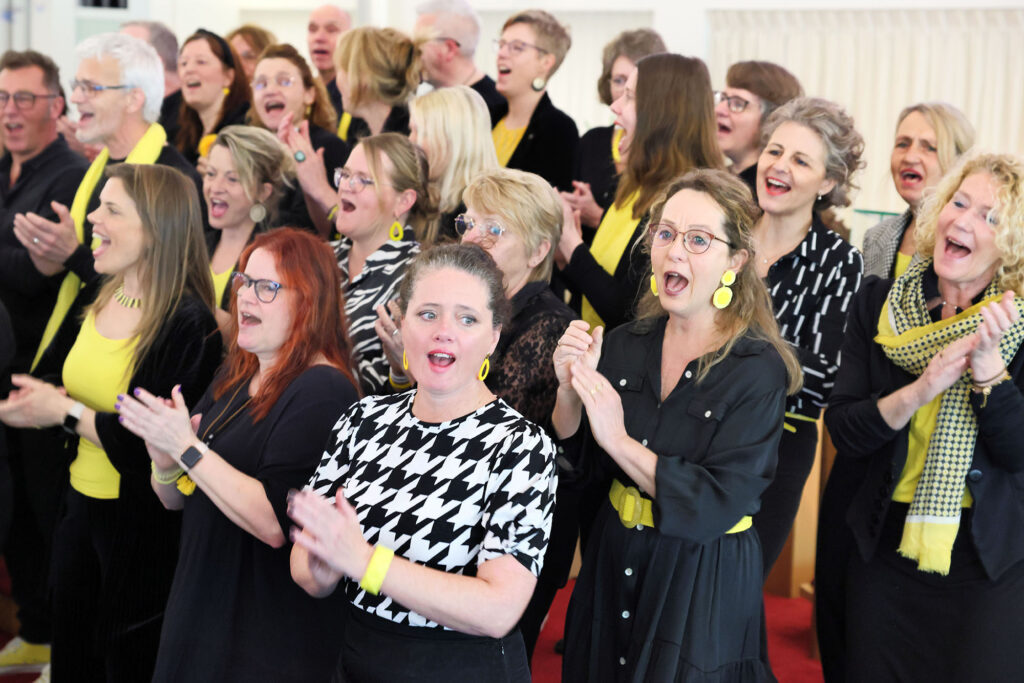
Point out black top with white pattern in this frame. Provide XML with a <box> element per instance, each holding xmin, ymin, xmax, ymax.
<box><xmin>307</xmin><ymin>392</ymin><xmax>558</xmax><ymax>629</ymax></box>
<box><xmin>333</xmin><ymin>235</ymin><xmax>419</xmax><ymax>395</ymax></box>
<box><xmin>766</xmin><ymin>214</ymin><xmax>863</xmax><ymax>417</ymax></box>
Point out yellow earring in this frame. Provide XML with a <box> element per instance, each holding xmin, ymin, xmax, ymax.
<box><xmin>222</xmin><ymin>86</ymin><xmax>230</xmax><ymax>96</ymax></box>
<box><xmin>477</xmin><ymin>355</ymin><xmax>490</xmax><ymax>381</ymax></box>
<box><xmin>402</xmin><ymin>350</ymin><xmax>408</xmax><ymax>371</ymax></box>
<box><xmin>712</xmin><ymin>269</ymin><xmax>736</xmax><ymax>309</ymax></box>
<box><xmin>650</xmin><ymin>274</ymin><xmax>658</xmax><ymax>296</ymax></box>
<box><xmin>389</xmin><ymin>221</ymin><xmax>404</xmax><ymax>241</ymax></box>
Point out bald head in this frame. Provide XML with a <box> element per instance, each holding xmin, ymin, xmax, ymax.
<box><xmin>308</xmin><ymin>5</ymin><xmax>352</xmax><ymax>76</ymax></box>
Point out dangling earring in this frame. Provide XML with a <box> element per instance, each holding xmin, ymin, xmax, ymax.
<box><xmin>649</xmin><ymin>274</ymin><xmax>658</xmax><ymax>296</ymax></box>
<box><xmin>531</xmin><ymin>77</ymin><xmax>546</xmax><ymax>92</ymax></box>
<box><xmin>712</xmin><ymin>269</ymin><xmax>736</xmax><ymax>309</ymax></box>
<box><xmin>402</xmin><ymin>350</ymin><xmax>408</xmax><ymax>371</ymax></box>
<box><xmin>222</xmin><ymin>86</ymin><xmax>230</xmax><ymax>96</ymax></box>
<box><xmin>816</xmin><ymin>193</ymin><xmax>824</xmax><ymax>202</ymax></box>
<box><xmin>477</xmin><ymin>355</ymin><xmax>490</xmax><ymax>381</ymax></box>
<box><xmin>249</xmin><ymin>203</ymin><xmax>267</xmax><ymax>224</ymax></box>
<box><xmin>389</xmin><ymin>221</ymin><xmax>404</xmax><ymax>241</ymax></box>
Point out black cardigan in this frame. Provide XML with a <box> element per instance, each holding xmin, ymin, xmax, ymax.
<box><xmin>493</xmin><ymin>92</ymin><xmax>578</xmax><ymax>193</ymax></box>
<box><xmin>824</xmin><ymin>276</ymin><xmax>1024</xmax><ymax>581</ymax></box>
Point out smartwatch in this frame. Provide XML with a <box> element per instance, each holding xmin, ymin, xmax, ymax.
<box><xmin>180</xmin><ymin>443</ymin><xmax>208</xmax><ymax>471</ymax></box>
<box><xmin>62</xmin><ymin>401</ymin><xmax>85</xmax><ymax>435</ymax></box>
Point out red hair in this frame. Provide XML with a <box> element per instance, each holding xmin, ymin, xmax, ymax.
<box><xmin>214</xmin><ymin>227</ymin><xmax>358</xmax><ymax>420</ymax></box>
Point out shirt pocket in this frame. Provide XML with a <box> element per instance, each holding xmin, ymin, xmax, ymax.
<box><xmin>682</xmin><ymin>396</ymin><xmax>729</xmax><ymax>459</ymax></box>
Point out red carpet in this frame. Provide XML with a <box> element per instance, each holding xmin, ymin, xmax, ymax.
<box><xmin>531</xmin><ymin>581</ymin><xmax>824</xmax><ymax>682</ymax></box>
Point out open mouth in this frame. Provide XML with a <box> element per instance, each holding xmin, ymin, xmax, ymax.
<box><xmin>312</xmin><ymin>48</ymin><xmax>330</xmax><ymax>59</ymax></box>
<box><xmin>340</xmin><ymin>198</ymin><xmax>356</xmax><ymax>212</ymax></box>
<box><xmin>900</xmin><ymin>169</ymin><xmax>923</xmax><ymax>184</ymax></box>
<box><xmin>663</xmin><ymin>271</ymin><xmax>689</xmax><ymax>296</ymax></box>
<box><xmin>185</xmin><ymin>80</ymin><xmax>202</xmax><ymax>90</ymax></box>
<box><xmin>209</xmin><ymin>198</ymin><xmax>228</xmax><ymax>219</ymax></box>
<box><xmin>239</xmin><ymin>311</ymin><xmax>262</xmax><ymax>326</ymax></box>
<box><xmin>944</xmin><ymin>236</ymin><xmax>972</xmax><ymax>259</ymax></box>
<box><xmin>717</xmin><ymin>121</ymin><xmax>732</xmax><ymax>135</ymax></box>
<box><xmin>3</xmin><ymin>122</ymin><xmax>23</xmax><ymax>133</ymax></box>
<box><xmin>497</xmin><ymin>65</ymin><xmax>512</xmax><ymax>76</ymax></box>
<box><xmin>764</xmin><ymin>177</ymin><xmax>792</xmax><ymax>196</ymax></box>
<box><xmin>264</xmin><ymin>101</ymin><xmax>285</xmax><ymax>114</ymax></box>
<box><xmin>91</xmin><ymin>232</ymin><xmax>111</xmax><ymax>259</ymax></box>
<box><xmin>78</xmin><ymin>112</ymin><xmax>93</xmax><ymax>126</ymax></box>
<box><xmin>427</xmin><ymin>351</ymin><xmax>455</xmax><ymax>368</ymax></box>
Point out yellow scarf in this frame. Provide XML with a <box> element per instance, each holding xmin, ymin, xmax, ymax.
<box><xmin>31</xmin><ymin>123</ymin><xmax>167</xmax><ymax>371</ymax></box>
<box><xmin>337</xmin><ymin>112</ymin><xmax>352</xmax><ymax>142</ymax></box>
<box><xmin>582</xmin><ymin>193</ymin><xmax>639</xmax><ymax>329</ymax></box>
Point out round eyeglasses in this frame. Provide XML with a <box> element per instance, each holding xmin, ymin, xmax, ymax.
<box><xmin>454</xmin><ymin>214</ymin><xmax>506</xmax><ymax>241</ymax></box>
<box><xmin>648</xmin><ymin>224</ymin><xmax>734</xmax><ymax>254</ymax></box>
<box><xmin>334</xmin><ymin>168</ymin><xmax>376</xmax><ymax>194</ymax></box>
<box><xmin>232</xmin><ymin>272</ymin><xmax>285</xmax><ymax>303</ymax></box>
<box><xmin>714</xmin><ymin>91</ymin><xmax>751</xmax><ymax>114</ymax></box>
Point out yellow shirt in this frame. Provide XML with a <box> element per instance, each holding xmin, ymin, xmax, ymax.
<box><xmin>582</xmin><ymin>193</ymin><xmax>640</xmax><ymax>329</ymax></box>
<box><xmin>211</xmin><ymin>266</ymin><xmax>234</xmax><ymax>306</ymax></box>
<box><xmin>894</xmin><ymin>251</ymin><xmax>913</xmax><ymax>278</ymax></box>
<box><xmin>492</xmin><ymin>118</ymin><xmax>527</xmax><ymax>167</ymax></box>
<box><xmin>64</xmin><ymin>310</ymin><xmax>138</xmax><ymax>499</ymax></box>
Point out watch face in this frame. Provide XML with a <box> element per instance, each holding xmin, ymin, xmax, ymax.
<box><xmin>181</xmin><ymin>446</ymin><xmax>203</xmax><ymax>469</ymax></box>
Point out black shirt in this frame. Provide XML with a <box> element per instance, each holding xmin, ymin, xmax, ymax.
<box><xmin>344</xmin><ymin>104</ymin><xmax>410</xmax><ymax>147</ymax></box>
<box><xmin>469</xmin><ymin>74</ymin><xmax>505</xmax><ymax>127</ymax></box>
<box><xmin>765</xmin><ymin>213</ymin><xmax>863</xmax><ymax>417</ymax></box>
<box><xmin>738</xmin><ymin>162</ymin><xmax>758</xmax><ymax>202</ymax></box>
<box><xmin>493</xmin><ymin>92</ymin><xmax>579</xmax><ymax>193</ymax></box>
<box><xmin>0</xmin><ymin>135</ymin><xmax>89</xmax><ymax>372</ymax></box>
<box><xmin>159</xmin><ymin>89</ymin><xmax>183</xmax><ymax>147</ymax></box>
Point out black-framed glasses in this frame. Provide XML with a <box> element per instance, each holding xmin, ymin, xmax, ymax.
<box><xmin>0</xmin><ymin>91</ymin><xmax>59</xmax><ymax>110</ymax></box>
<box><xmin>70</xmin><ymin>79</ymin><xmax>133</xmax><ymax>98</ymax></box>
<box><xmin>251</xmin><ymin>74</ymin><xmax>298</xmax><ymax>91</ymax></box>
<box><xmin>493</xmin><ymin>38</ymin><xmax>548</xmax><ymax>56</ymax></box>
<box><xmin>714</xmin><ymin>91</ymin><xmax>750</xmax><ymax>114</ymax></box>
<box><xmin>648</xmin><ymin>224</ymin><xmax>734</xmax><ymax>254</ymax></box>
<box><xmin>454</xmin><ymin>214</ymin><xmax>506</xmax><ymax>240</ymax></box>
<box><xmin>334</xmin><ymin>167</ymin><xmax>375</xmax><ymax>193</ymax></box>
<box><xmin>231</xmin><ymin>271</ymin><xmax>284</xmax><ymax>303</ymax></box>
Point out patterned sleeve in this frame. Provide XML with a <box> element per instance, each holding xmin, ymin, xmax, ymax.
<box><xmin>491</xmin><ymin>314</ymin><xmax>567</xmax><ymax>427</ymax></box>
<box><xmin>306</xmin><ymin>397</ymin><xmax>366</xmax><ymax>497</ymax></box>
<box><xmin>478</xmin><ymin>419</ymin><xmax>558</xmax><ymax>576</ymax></box>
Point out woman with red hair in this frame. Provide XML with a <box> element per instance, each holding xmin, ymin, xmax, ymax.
<box><xmin>116</xmin><ymin>227</ymin><xmax>359</xmax><ymax>682</ymax></box>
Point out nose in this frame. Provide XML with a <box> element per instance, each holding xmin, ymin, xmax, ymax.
<box><xmin>904</xmin><ymin>143</ymin><xmax>921</xmax><ymax>164</ymax></box>
<box><xmin>666</xmin><ymin>232</ymin><xmax>689</xmax><ymax>261</ymax></box>
<box><xmin>714</xmin><ymin>98</ymin><xmax>730</xmax><ymax>116</ymax></box>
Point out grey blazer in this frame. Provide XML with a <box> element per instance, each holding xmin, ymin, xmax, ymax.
<box><xmin>861</xmin><ymin>209</ymin><xmax>914</xmax><ymax>278</ymax></box>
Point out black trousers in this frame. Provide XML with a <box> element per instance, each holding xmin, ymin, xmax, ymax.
<box><xmin>752</xmin><ymin>419</ymin><xmax>819</xmax><ymax>574</ymax></box>
<box><xmin>51</xmin><ymin>489</ymin><xmax>162</xmax><ymax>683</ymax></box>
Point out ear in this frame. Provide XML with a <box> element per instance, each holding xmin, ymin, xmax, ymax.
<box><xmin>302</xmin><ymin>86</ymin><xmax>316</xmax><ymax>108</ymax></box>
<box><xmin>539</xmin><ymin>52</ymin><xmax>556</xmax><ymax>77</ymax></box>
<box><xmin>48</xmin><ymin>95</ymin><xmax>64</xmax><ymax>121</ymax></box>
<box><xmin>393</xmin><ymin>188</ymin><xmax>417</xmax><ymax>218</ymax></box>
<box><xmin>257</xmin><ymin>181</ymin><xmax>273</xmax><ymax>204</ymax></box>
<box><xmin>729</xmin><ymin>248</ymin><xmax>749</xmax><ymax>273</ymax></box>
<box><xmin>490</xmin><ymin>325</ymin><xmax>501</xmax><ymax>355</ymax></box>
<box><xmin>527</xmin><ymin>239</ymin><xmax>551</xmax><ymax>270</ymax></box>
<box><xmin>223</xmin><ymin>67</ymin><xmax>235</xmax><ymax>89</ymax></box>
<box><xmin>818</xmin><ymin>177</ymin><xmax>837</xmax><ymax>200</ymax></box>
<box><xmin>125</xmin><ymin>87</ymin><xmax>146</xmax><ymax>116</ymax></box>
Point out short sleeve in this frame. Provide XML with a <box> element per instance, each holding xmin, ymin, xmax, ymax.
<box><xmin>477</xmin><ymin>421</ymin><xmax>558</xmax><ymax>576</ymax></box>
<box><xmin>256</xmin><ymin>367</ymin><xmax>359</xmax><ymax>535</ymax></box>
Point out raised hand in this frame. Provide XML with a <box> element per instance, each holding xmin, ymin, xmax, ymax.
<box><xmin>288</xmin><ymin>488</ymin><xmax>372</xmax><ymax>581</ymax></box>
<box><xmin>553</xmin><ymin>320</ymin><xmax>604</xmax><ymax>391</ymax></box>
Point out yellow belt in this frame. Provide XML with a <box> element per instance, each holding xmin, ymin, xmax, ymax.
<box><xmin>609</xmin><ymin>479</ymin><xmax>752</xmax><ymax>533</ymax></box>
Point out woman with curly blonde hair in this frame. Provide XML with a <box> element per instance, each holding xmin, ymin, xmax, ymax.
<box><xmin>824</xmin><ymin>152</ymin><xmax>1024</xmax><ymax>681</ymax></box>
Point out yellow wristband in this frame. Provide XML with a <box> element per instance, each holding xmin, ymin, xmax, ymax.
<box><xmin>359</xmin><ymin>545</ymin><xmax>394</xmax><ymax>595</ymax></box>
<box><xmin>151</xmin><ymin>461</ymin><xmax>184</xmax><ymax>485</ymax></box>
<box><xmin>327</xmin><ymin>204</ymin><xmax>339</xmax><ymax>221</ymax></box>
<box><xmin>389</xmin><ymin>373</ymin><xmax>412</xmax><ymax>391</ymax></box>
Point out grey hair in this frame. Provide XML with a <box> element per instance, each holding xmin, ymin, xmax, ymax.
<box><xmin>761</xmin><ymin>96</ymin><xmax>865</xmax><ymax>209</ymax></box>
<box><xmin>121</xmin><ymin>21</ymin><xmax>178</xmax><ymax>74</ymax></box>
<box><xmin>416</xmin><ymin>0</ymin><xmax>481</xmax><ymax>56</ymax></box>
<box><xmin>76</xmin><ymin>32</ymin><xmax>164</xmax><ymax>123</ymax></box>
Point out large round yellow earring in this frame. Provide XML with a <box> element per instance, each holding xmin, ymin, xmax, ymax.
<box><xmin>402</xmin><ymin>350</ymin><xmax>408</xmax><ymax>371</ymax></box>
<box><xmin>477</xmin><ymin>355</ymin><xmax>490</xmax><ymax>381</ymax></box>
<box><xmin>712</xmin><ymin>269</ymin><xmax>736</xmax><ymax>309</ymax></box>
<box><xmin>222</xmin><ymin>86</ymin><xmax>230</xmax><ymax>96</ymax></box>
<box><xmin>389</xmin><ymin>221</ymin><xmax>404</xmax><ymax>241</ymax></box>
<box><xmin>650</xmin><ymin>274</ymin><xmax>658</xmax><ymax>296</ymax></box>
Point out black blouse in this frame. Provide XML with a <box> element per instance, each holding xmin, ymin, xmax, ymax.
<box><xmin>574</xmin><ymin>125</ymin><xmax>619</xmax><ymax>214</ymax></box>
<box><xmin>493</xmin><ymin>92</ymin><xmax>579</xmax><ymax>193</ymax></box>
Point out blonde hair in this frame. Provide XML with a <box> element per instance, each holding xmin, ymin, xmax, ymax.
<box><xmin>212</xmin><ymin>125</ymin><xmax>295</xmax><ymax>228</ymax></box>
<box><xmin>895</xmin><ymin>102</ymin><xmax>975</xmax><ymax>175</ymax></box>
<box><xmin>359</xmin><ymin>133</ymin><xmax>437</xmax><ymax>236</ymax></box>
<box><xmin>637</xmin><ymin>169</ymin><xmax>802</xmax><ymax>394</ymax></box>
<box><xmin>463</xmin><ymin>167</ymin><xmax>562</xmax><ymax>284</ymax></box>
<box><xmin>410</xmin><ymin>85</ymin><xmax>497</xmax><ymax>243</ymax></box>
<box><xmin>89</xmin><ymin>164</ymin><xmax>215</xmax><ymax>376</ymax></box>
<box><xmin>334</xmin><ymin>27</ymin><xmax>421</xmax><ymax>109</ymax></box>
<box><xmin>502</xmin><ymin>10</ymin><xmax>571</xmax><ymax>77</ymax></box>
<box><xmin>915</xmin><ymin>152</ymin><xmax>1024</xmax><ymax>293</ymax></box>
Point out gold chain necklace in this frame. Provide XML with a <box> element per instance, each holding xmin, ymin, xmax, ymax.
<box><xmin>199</xmin><ymin>381</ymin><xmax>254</xmax><ymax>446</ymax></box>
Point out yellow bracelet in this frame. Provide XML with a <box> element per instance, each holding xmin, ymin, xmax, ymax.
<box><xmin>327</xmin><ymin>204</ymin><xmax>339</xmax><ymax>221</ymax></box>
<box><xmin>176</xmin><ymin>474</ymin><xmax>197</xmax><ymax>496</ymax></box>
<box><xmin>359</xmin><ymin>545</ymin><xmax>395</xmax><ymax>595</ymax></box>
<box><xmin>151</xmin><ymin>461</ymin><xmax>184</xmax><ymax>485</ymax></box>
<box><xmin>389</xmin><ymin>373</ymin><xmax>412</xmax><ymax>391</ymax></box>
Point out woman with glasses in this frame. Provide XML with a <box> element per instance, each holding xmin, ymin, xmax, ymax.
<box><xmin>554</xmin><ymin>169</ymin><xmax>802</xmax><ymax>681</ymax></box>
<box><xmin>203</xmin><ymin>125</ymin><xmax>293</xmax><ymax>336</ymax></box>
<box><xmin>556</xmin><ymin>53</ymin><xmax>724</xmax><ymax>333</ymax></box>
<box><xmin>749</xmin><ymin>97</ymin><xmax>865</xmax><ymax>575</ymax></box>
<box><xmin>116</xmin><ymin>228</ymin><xmax>359</xmax><ymax>683</ymax></box>
<box><xmin>0</xmin><ymin>164</ymin><xmax>222</xmax><ymax>680</ymax></box>
<box><xmin>252</xmin><ymin>44</ymin><xmax>352</xmax><ymax>236</ymax></box>
<box><xmin>561</xmin><ymin>29</ymin><xmax>665</xmax><ymax>238</ymax></box>
<box><xmin>332</xmin><ymin>133</ymin><xmax>434</xmax><ymax>395</ymax></box>
<box><xmin>715</xmin><ymin>61</ymin><xmax>803</xmax><ymax>199</ymax></box>
<box><xmin>492</xmin><ymin>9</ymin><xmax>578</xmax><ymax>193</ymax></box>
<box><xmin>225</xmin><ymin>24</ymin><xmax>276</xmax><ymax>81</ymax></box>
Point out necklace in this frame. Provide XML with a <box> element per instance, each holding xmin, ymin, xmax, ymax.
<box><xmin>114</xmin><ymin>285</ymin><xmax>142</xmax><ymax>309</ymax></box>
<box><xmin>199</xmin><ymin>381</ymin><xmax>253</xmax><ymax>446</ymax></box>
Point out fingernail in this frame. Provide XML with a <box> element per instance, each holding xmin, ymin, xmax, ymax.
<box><xmin>117</xmin><ymin>416</ymin><xmax>124</xmax><ymax>423</ymax></box>
<box><xmin>114</xmin><ymin>403</ymin><xmax>120</xmax><ymax>411</ymax></box>
<box><xmin>133</xmin><ymin>388</ymin><xmax>141</xmax><ymax>397</ymax></box>
<box><xmin>287</xmin><ymin>489</ymin><xmax>297</xmax><ymax>503</ymax></box>
<box><xmin>116</xmin><ymin>394</ymin><xmax>124</xmax><ymax>401</ymax></box>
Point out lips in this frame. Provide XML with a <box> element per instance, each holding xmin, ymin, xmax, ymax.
<box><xmin>239</xmin><ymin>310</ymin><xmax>262</xmax><ymax>326</ymax></box>
<box><xmin>717</xmin><ymin>121</ymin><xmax>732</xmax><ymax>135</ymax></box>
<box><xmin>944</xmin><ymin>236</ymin><xmax>972</xmax><ymax>259</ymax></box>
<box><xmin>899</xmin><ymin>169</ymin><xmax>923</xmax><ymax>186</ymax></box>
<box><xmin>340</xmin><ymin>199</ymin><xmax>355</xmax><ymax>212</ymax></box>
<box><xmin>764</xmin><ymin>177</ymin><xmax>792</xmax><ymax>196</ymax></box>
<box><xmin>209</xmin><ymin>199</ymin><xmax>228</xmax><ymax>219</ymax></box>
<box><xmin>427</xmin><ymin>351</ymin><xmax>455</xmax><ymax>369</ymax></box>
<box><xmin>91</xmin><ymin>231</ymin><xmax>111</xmax><ymax>259</ymax></box>
<box><xmin>662</xmin><ymin>271</ymin><xmax>689</xmax><ymax>296</ymax></box>
<box><xmin>264</xmin><ymin>101</ymin><xmax>285</xmax><ymax>114</ymax></box>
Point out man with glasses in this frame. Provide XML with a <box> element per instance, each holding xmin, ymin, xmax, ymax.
<box><xmin>414</xmin><ymin>0</ymin><xmax>504</xmax><ymax>124</ymax></box>
<box><xmin>0</xmin><ymin>49</ymin><xmax>87</xmax><ymax>680</ymax></box>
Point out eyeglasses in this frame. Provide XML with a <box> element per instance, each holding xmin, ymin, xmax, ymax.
<box><xmin>0</xmin><ymin>91</ymin><xmax>59</xmax><ymax>110</ymax></box>
<box><xmin>493</xmin><ymin>38</ymin><xmax>548</xmax><ymax>56</ymax></box>
<box><xmin>454</xmin><ymin>214</ymin><xmax>506</xmax><ymax>240</ymax></box>
<box><xmin>251</xmin><ymin>74</ymin><xmax>298</xmax><ymax>91</ymax></box>
<box><xmin>231</xmin><ymin>271</ymin><xmax>285</xmax><ymax>303</ymax></box>
<box><xmin>714</xmin><ymin>91</ymin><xmax>751</xmax><ymax>114</ymax></box>
<box><xmin>70</xmin><ymin>79</ymin><xmax>133</xmax><ymax>98</ymax></box>
<box><xmin>334</xmin><ymin>168</ymin><xmax>376</xmax><ymax>193</ymax></box>
<box><xmin>648</xmin><ymin>224</ymin><xmax>734</xmax><ymax>253</ymax></box>
<box><xmin>425</xmin><ymin>36</ymin><xmax>462</xmax><ymax>48</ymax></box>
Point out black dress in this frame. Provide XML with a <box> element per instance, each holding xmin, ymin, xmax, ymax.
<box><xmin>562</xmin><ymin>318</ymin><xmax>786</xmax><ymax>682</ymax></box>
<box><xmin>152</xmin><ymin>366</ymin><xmax>359</xmax><ymax>683</ymax></box>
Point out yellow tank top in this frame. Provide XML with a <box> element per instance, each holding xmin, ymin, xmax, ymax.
<box><xmin>211</xmin><ymin>266</ymin><xmax>234</xmax><ymax>307</ymax></box>
<box><xmin>582</xmin><ymin>193</ymin><xmax>640</xmax><ymax>330</ymax></box>
<box><xmin>492</xmin><ymin>118</ymin><xmax>527</xmax><ymax>167</ymax></box>
<box><xmin>64</xmin><ymin>310</ymin><xmax>138</xmax><ymax>499</ymax></box>
<box><xmin>894</xmin><ymin>251</ymin><xmax>913</xmax><ymax>278</ymax></box>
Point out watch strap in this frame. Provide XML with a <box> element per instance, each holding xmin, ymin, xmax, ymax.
<box><xmin>62</xmin><ymin>401</ymin><xmax>85</xmax><ymax>435</ymax></box>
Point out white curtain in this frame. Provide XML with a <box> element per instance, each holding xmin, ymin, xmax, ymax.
<box><xmin>708</xmin><ymin>8</ymin><xmax>1024</xmax><ymax>245</ymax></box>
